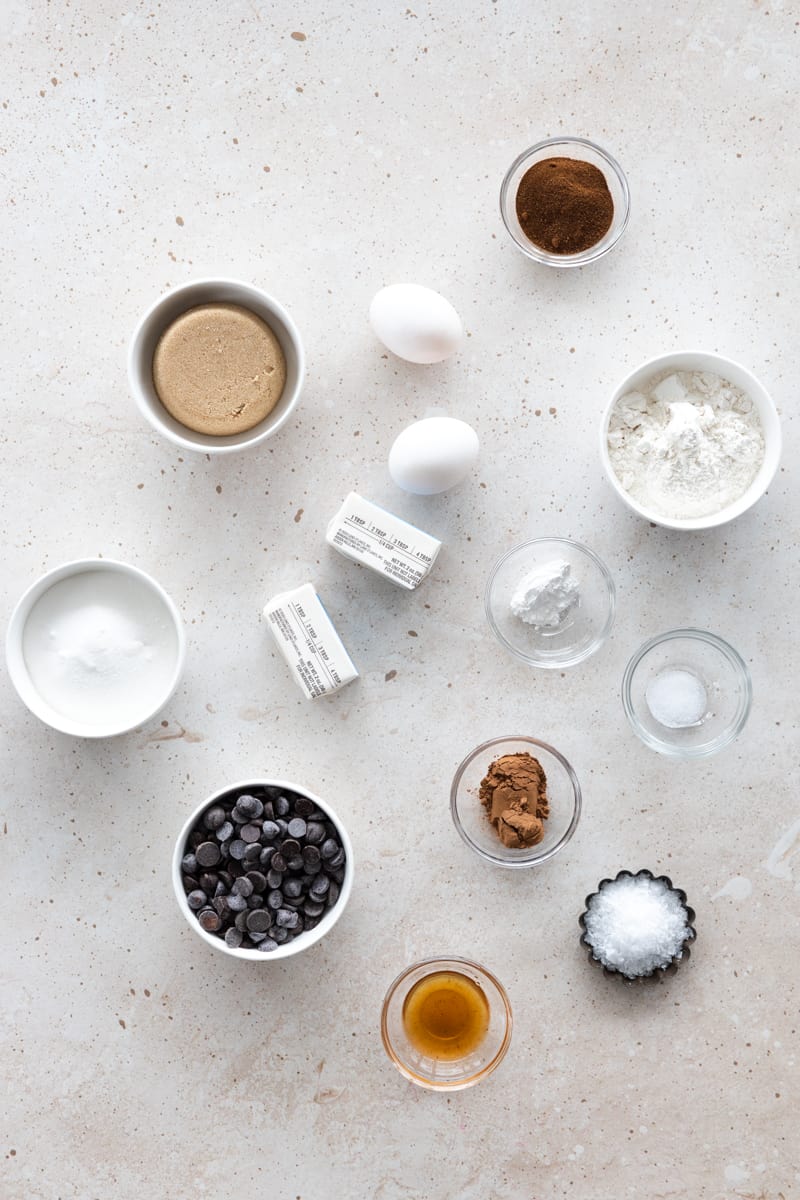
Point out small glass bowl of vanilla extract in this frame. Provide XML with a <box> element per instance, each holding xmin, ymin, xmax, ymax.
<box><xmin>381</xmin><ymin>957</ymin><xmax>512</xmax><ymax>1090</ymax></box>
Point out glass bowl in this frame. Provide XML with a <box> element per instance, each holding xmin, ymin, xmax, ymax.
<box><xmin>622</xmin><ymin>629</ymin><xmax>752</xmax><ymax>759</ymax></box>
<box><xmin>451</xmin><ymin>735</ymin><xmax>581</xmax><ymax>868</ymax></box>
<box><xmin>381</xmin><ymin>957</ymin><xmax>512</xmax><ymax>1090</ymax></box>
<box><xmin>485</xmin><ymin>538</ymin><xmax>615</xmax><ymax>669</ymax></box>
<box><xmin>499</xmin><ymin>137</ymin><xmax>630</xmax><ymax>266</ymax></box>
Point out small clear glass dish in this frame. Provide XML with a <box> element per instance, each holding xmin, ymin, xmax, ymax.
<box><xmin>381</xmin><ymin>957</ymin><xmax>512</xmax><ymax>1091</ymax></box>
<box><xmin>451</xmin><ymin>735</ymin><xmax>581</xmax><ymax>869</ymax></box>
<box><xmin>499</xmin><ymin>137</ymin><xmax>630</xmax><ymax>266</ymax></box>
<box><xmin>622</xmin><ymin>629</ymin><xmax>752</xmax><ymax>759</ymax></box>
<box><xmin>485</xmin><ymin>538</ymin><xmax>615</xmax><ymax>669</ymax></box>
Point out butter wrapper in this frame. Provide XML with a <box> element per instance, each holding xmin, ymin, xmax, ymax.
<box><xmin>263</xmin><ymin>583</ymin><xmax>358</xmax><ymax>700</ymax></box>
<box><xmin>326</xmin><ymin>492</ymin><xmax>441</xmax><ymax>590</ymax></box>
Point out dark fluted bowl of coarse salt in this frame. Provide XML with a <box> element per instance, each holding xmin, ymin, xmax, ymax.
<box><xmin>579</xmin><ymin>869</ymin><xmax>696</xmax><ymax>983</ymax></box>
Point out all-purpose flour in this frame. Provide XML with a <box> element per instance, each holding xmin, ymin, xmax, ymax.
<box><xmin>607</xmin><ymin>370</ymin><xmax>765</xmax><ymax>519</ymax></box>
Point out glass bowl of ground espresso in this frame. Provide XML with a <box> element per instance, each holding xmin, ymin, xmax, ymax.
<box><xmin>451</xmin><ymin>736</ymin><xmax>581</xmax><ymax>868</ymax></box>
<box><xmin>381</xmin><ymin>957</ymin><xmax>513</xmax><ymax>1090</ymax></box>
<box><xmin>500</xmin><ymin>137</ymin><xmax>630</xmax><ymax>266</ymax></box>
<box><xmin>172</xmin><ymin>778</ymin><xmax>353</xmax><ymax>960</ymax></box>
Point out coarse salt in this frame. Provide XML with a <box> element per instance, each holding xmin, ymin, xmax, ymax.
<box><xmin>583</xmin><ymin>875</ymin><xmax>691</xmax><ymax>978</ymax></box>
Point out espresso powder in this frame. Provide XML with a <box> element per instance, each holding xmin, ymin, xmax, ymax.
<box><xmin>515</xmin><ymin>157</ymin><xmax>613</xmax><ymax>255</ymax></box>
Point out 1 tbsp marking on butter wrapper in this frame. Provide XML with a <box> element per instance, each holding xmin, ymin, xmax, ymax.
<box><xmin>263</xmin><ymin>583</ymin><xmax>358</xmax><ymax>700</ymax></box>
<box><xmin>326</xmin><ymin>492</ymin><xmax>441</xmax><ymax>590</ymax></box>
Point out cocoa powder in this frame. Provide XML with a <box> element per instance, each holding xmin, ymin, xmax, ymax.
<box><xmin>515</xmin><ymin>157</ymin><xmax>613</xmax><ymax>255</ymax></box>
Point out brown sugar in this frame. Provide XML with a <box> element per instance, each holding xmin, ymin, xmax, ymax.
<box><xmin>152</xmin><ymin>302</ymin><xmax>286</xmax><ymax>436</ymax></box>
<box><xmin>515</xmin><ymin>157</ymin><xmax>613</xmax><ymax>255</ymax></box>
<box><xmin>479</xmin><ymin>751</ymin><xmax>549</xmax><ymax>849</ymax></box>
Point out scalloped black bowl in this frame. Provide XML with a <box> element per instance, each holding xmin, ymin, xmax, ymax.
<box><xmin>579</xmin><ymin>868</ymin><xmax>696</xmax><ymax>983</ymax></box>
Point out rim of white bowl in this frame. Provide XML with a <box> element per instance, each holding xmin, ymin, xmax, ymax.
<box><xmin>172</xmin><ymin>778</ymin><xmax>354</xmax><ymax>961</ymax></box>
<box><xmin>6</xmin><ymin>558</ymin><xmax>186</xmax><ymax>738</ymax></box>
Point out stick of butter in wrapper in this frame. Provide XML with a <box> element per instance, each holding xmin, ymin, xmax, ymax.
<box><xmin>326</xmin><ymin>492</ymin><xmax>441</xmax><ymax>590</ymax></box>
<box><xmin>263</xmin><ymin>583</ymin><xmax>358</xmax><ymax>700</ymax></box>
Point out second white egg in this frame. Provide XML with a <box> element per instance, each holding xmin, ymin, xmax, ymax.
<box><xmin>389</xmin><ymin>417</ymin><xmax>480</xmax><ymax>495</ymax></box>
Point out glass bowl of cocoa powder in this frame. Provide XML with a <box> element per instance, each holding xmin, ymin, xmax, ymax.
<box><xmin>500</xmin><ymin>137</ymin><xmax>630</xmax><ymax>266</ymax></box>
<box><xmin>450</xmin><ymin>735</ymin><xmax>581</xmax><ymax>868</ymax></box>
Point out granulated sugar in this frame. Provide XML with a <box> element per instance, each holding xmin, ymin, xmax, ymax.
<box><xmin>583</xmin><ymin>875</ymin><xmax>691</xmax><ymax>977</ymax></box>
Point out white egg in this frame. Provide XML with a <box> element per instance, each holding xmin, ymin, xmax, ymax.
<box><xmin>389</xmin><ymin>417</ymin><xmax>479</xmax><ymax>495</ymax></box>
<box><xmin>369</xmin><ymin>284</ymin><xmax>463</xmax><ymax>364</ymax></box>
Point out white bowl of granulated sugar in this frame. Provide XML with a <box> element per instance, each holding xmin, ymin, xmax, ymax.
<box><xmin>600</xmin><ymin>351</ymin><xmax>782</xmax><ymax>531</ymax></box>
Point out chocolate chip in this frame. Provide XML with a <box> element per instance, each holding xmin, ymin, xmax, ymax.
<box><xmin>232</xmin><ymin>877</ymin><xmax>254</xmax><ymax>898</ymax></box>
<box><xmin>246</xmin><ymin>909</ymin><xmax>271</xmax><ymax>933</ymax></box>
<box><xmin>196</xmin><ymin>841</ymin><xmax>221</xmax><ymax>868</ymax></box>
<box><xmin>243</xmin><ymin>843</ymin><xmax>262</xmax><ymax>865</ymax></box>
<box><xmin>305</xmin><ymin>822</ymin><xmax>325</xmax><ymax>845</ymax></box>
<box><xmin>246</xmin><ymin>871</ymin><xmax>267</xmax><ymax>893</ymax></box>
<box><xmin>303</xmin><ymin>899</ymin><xmax>325</xmax><ymax>918</ymax></box>
<box><xmin>261</xmin><ymin>820</ymin><xmax>280</xmax><ymax>841</ymax></box>
<box><xmin>227</xmin><ymin>892</ymin><xmax>248</xmax><ymax>913</ymax></box>
<box><xmin>320</xmin><ymin>839</ymin><xmax>339</xmax><ymax>861</ymax></box>
<box><xmin>181</xmin><ymin>852</ymin><xmax>198</xmax><ymax>874</ymax></box>
<box><xmin>280</xmin><ymin>838</ymin><xmax>301</xmax><ymax>858</ymax></box>
<box><xmin>294</xmin><ymin>797</ymin><xmax>314</xmax><ymax>817</ymax></box>
<box><xmin>237</xmin><ymin>794</ymin><xmax>263</xmax><ymax>820</ymax></box>
<box><xmin>327</xmin><ymin>848</ymin><xmax>346</xmax><ymax>870</ymax></box>
<box><xmin>275</xmin><ymin>795</ymin><xmax>291</xmax><ymax>817</ymax></box>
<box><xmin>198</xmin><ymin>872</ymin><xmax>218</xmax><ymax>893</ymax></box>
<box><xmin>270</xmin><ymin>852</ymin><xmax>287</xmax><ymax>873</ymax></box>
<box><xmin>283</xmin><ymin>878</ymin><xmax>303</xmax><ymax>899</ymax></box>
<box><xmin>302</xmin><ymin>845</ymin><xmax>321</xmax><ymax>868</ymax></box>
<box><xmin>256</xmin><ymin>938</ymin><xmax>279</xmax><ymax>952</ymax></box>
<box><xmin>276</xmin><ymin>908</ymin><xmax>299</xmax><ymax>929</ymax></box>
<box><xmin>204</xmin><ymin>805</ymin><xmax>226</xmax><ymax>831</ymax></box>
<box><xmin>198</xmin><ymin>908</ymin><xmax>222</xmax><ymax>933</ymax></box>
<box><xmin>215</xmin><ymin>821</ymin><xmax>234</xmax><ymax>842</ymax></box>
<box><xmin>240</xmin><ymin>823</ymin><xmax>261</xmax><ymax>844</ymax></box>
<box><xmin>310</xmin><ymin>875</ymin><xmax>330</xmax><ymax>898</ymax></box>
<box><xmin>267</xmin><ymin>889</ymin><xmax>283</xmax><ymax>910</ymax></box>
<box><xmin>225</xmin><ymin>927</ymin><xmax>243</xmax><ymax>949</ymax></box>
<box><xmin>228</xmin><ymin>840</ymin><xmax>247</xmax><ymax>861</ymax></box>
<box><xmin>266</xmin><ymin>868</ymin><xmax>282</xmax><ymax>889</ymax></box>
<box><xmin>287</xmin><ymin>817</ymin><xmax>307</xmax><ymax>839</ymax></box>
<box><xmin>187</xmin><ymin>890</ymin><xmax>207</xmax><ymax>910</ymax></box>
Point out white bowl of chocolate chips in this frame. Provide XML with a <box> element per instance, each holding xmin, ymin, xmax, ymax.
<box><xmin>173</xmin><ymin>778</ymin><xmax>353</xmax><ymax>960</ymax></box>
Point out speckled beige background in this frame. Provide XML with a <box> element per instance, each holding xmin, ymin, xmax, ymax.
<box><xmin>2</xmin><ymin>2</ymin><xmax>798</xmax><ymax>1197</ymax></box>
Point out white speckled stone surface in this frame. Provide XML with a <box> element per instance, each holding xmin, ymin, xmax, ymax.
<box><xmin>2</xmin><ymin>2</ymin><xmax>798</xmax><ymax>1197</ymax></box>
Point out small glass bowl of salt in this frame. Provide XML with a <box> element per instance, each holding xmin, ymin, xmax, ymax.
<box><xmin>579</xmin><ymin>869</ymin><xmax>696</xmax><ymax>983</ymax></box>
<box><xmin>622</xmin><ymin>629</ymin><xmax>751</xmax><ymax>759</ymax></box>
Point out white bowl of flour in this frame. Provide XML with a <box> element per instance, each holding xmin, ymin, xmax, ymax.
<box><xmin>6</xmin><ymin>559</ymin><xmax>186</xmax><ymax>737</ymax></box>
<box><xmin>601</xmin><ymin>351</ymin><xmax>781</xmax><ymax>530</ymax></box>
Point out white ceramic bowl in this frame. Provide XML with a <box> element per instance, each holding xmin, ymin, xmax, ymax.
<box><xmin>128</xmin><ymin>277</ymin><xmax>305</xmax><ymax>453</ymax></box>
<box><xmin>6</xmin><ymin>559</ymin><xmax>186</xmax><ymax>738</ymax></box>
<box><xmin>172</xmin><ymin>778</ymin><xmax>354</xmax><ymax>961</ymax></box>
<box><xmin>600</xmin><ymin>351</ymin><xmax>781</xmax><ymax>530</ymax></box>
